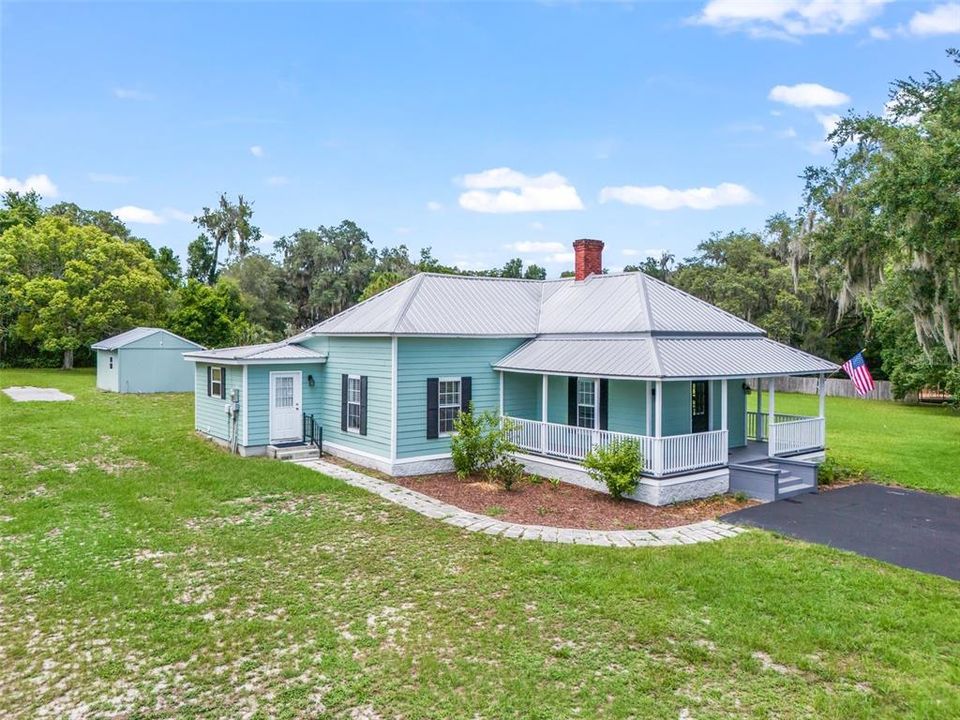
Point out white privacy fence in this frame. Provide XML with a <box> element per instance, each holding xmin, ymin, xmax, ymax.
<box><xmin>503</xmin><ymin>416</ymin><xmax>727</xmax><ymax>477</ymax></box>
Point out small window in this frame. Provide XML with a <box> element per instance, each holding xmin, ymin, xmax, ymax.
<box><xmin>108</xmin><ymin>356</ymin><xmax>114</xmax><ymax>370</ymax></box>
<box><xmin>346</xmin><ymin>375</ymin><xmax>362</xmax><ymax>432</ymax></box>
<box><xmin>576</xmin><ymin>377</ymin><xmax>596</xmax><ymax>429</ymax></box>
<box><xmin>210</xmin><ymin>367</ymin><xmax>223</xmax><ymax>398</ymax></box>
<box><xmin>438</xmin><ymin>378</ymin><xmax>461</xmax><ymax>435</ymax></box>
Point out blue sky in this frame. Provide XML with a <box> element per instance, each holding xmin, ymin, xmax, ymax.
<box><xmin>3</xmin><ymin>1</ymin><xmax>958</xmax><ymax>275</ymax></box>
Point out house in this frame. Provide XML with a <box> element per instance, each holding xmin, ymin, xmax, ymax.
<box><xmin>183</xmin><ymin>240</ymin><xmax>838</xmax><ymax>505</ymax></box>
<box><xmin>92</xmin><ymin>327</ymin><xmax>204</xmax><ymax>393</ymax></box>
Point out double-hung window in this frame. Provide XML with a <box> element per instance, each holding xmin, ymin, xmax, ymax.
<box><xmin>210</xmin><ymin>367</ymin><xmax>223</xmax><ymax>398</ymax></box>
<box><xmin>438</xmin><ymin>378</ymin><xmax>461</xmax><ymax>435</ymax></box>
<box><xmin>576</xmin><ymin>377</ymin><xmax>597</xmax><ymax>429</ymax></box>
<box><xmin>346</xmin><ymin>375</ymin><xmax>362</xmax><ymax>432</ymax></box>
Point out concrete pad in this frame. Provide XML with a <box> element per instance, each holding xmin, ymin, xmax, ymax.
<box><xmin>3</xmin><ymin>386</ymin><xmax>75</xmax><ymax>402</ymax></box>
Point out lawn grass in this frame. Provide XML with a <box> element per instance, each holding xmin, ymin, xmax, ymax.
<box><xmin>1</xmin><ymin>368</ymin><xmax>958</xmax><ymax>719</ymax></box>
<box><xmin>775</xmin><ymin>391</ymin><xmax>960</xmax><ymax>496</ymax></box>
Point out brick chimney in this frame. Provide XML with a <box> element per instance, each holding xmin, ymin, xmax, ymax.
<box><xmin>573</xmin><ymin>239</ymin><xmax>604</xmax><ymax>281</ymax></box>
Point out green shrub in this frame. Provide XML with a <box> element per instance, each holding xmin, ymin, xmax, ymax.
<box><xmin>487</xmin><ymin>456</ymin><xmax>525</xmax><ymax>491</ymax></box>
<box><xmin>582</xmin><ymin>439</ymin><xmax>644</xmax><ymax>500</ymax></box>
<box><xmin>818</xmin><ymin>457</ymin><xmax>869</xmax><ymax>485</ymax></box>
<box><xmin>451</xmin><ymin>406</ymin><xmax>518</xmax><ymax>479</ymax></box>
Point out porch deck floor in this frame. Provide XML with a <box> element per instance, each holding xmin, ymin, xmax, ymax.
<box><xmin>728</xmin><ymin>441</ymin><xmax>770</xmax><ymax>465</ymax></box>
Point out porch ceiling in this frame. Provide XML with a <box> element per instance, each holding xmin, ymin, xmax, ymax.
<box><xmin>493</xmin><ymin>335</ymin><xmax>838</xmax><ymax>380</ymax></box>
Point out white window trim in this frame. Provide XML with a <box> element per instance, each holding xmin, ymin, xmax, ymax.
<box><xmin>576</xmin><ymin>377</ymin><xmax>599</xmax><ymax>430</ymax></box>
<box><xmin>210</xmin><ymin>366</ymin><xmax>223</xmax><ymax>398</ymax></box>
<box><xmin>346</xmin><ymin>374</ymin><xmax>362</xmax><ymax>434</ymax></box>
<box><xmin>438</xmin><ymin>376</ymin><xmax>461</xmax><ymax>437</ymax></box>
<box><xmin>108</xmin><ymin>355</ymin><xmax>114</xmax><ymax>370</ymax></box>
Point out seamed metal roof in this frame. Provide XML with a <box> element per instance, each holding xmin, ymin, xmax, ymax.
<box><xmin>494</xmin><ymin>335</ymin><xmax>838</xmax><ymax>379</ymax></box>
<box><xmin>183</xmin><ymin>341</ymin><xmax>327</xmax><ymax>364</ymax></box>
<box><xmin>306</xmin><ymin>271</ymin><xmax>764</xmax><ymax>337</ymax></box>
<box><xmin>91</xmin><ymin>327</ymin><xmax>203</xmax><ymax>351</ymax></box>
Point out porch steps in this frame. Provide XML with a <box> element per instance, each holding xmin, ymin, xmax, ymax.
<box><xmin>267</xmin><ymin>444</ymin><xmax>320</xmax><ymax>462</ymax></box>
<box><xmin>729</xmin><ymin>459</ymin><xmax>818</xmax><ymax>502</ymax></box>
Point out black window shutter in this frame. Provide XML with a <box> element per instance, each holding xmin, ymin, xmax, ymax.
<box><xmin>359</xmin><ymin>376</ymin><xmax>368</xmax><ymax>436</ymax></box>
<box><xmin>460</xmin><ymin>376</ymin><xmax>472</xmax><ymax>414</ymax></box>
<box><xmin>340</xmin><ymin>374</ymin><xmax>348</xmax><ymax>432</ymax></box>
<box><xmin>426</xmin><ymin>378</ymin><xmax>439</xmax><ymax>439</ymax></box>
<box><xmin>567</xmin><ymin>377</ymin><xmax>577</xmax><ymax>425</ymax></box>
<box><xmin>206</xmin><ymin>366</ymin><xmax>212</xmax><ymax>397</ymax></box>
<box><xmin>220</xmin><ymin>367</ymin><xmax>227</xmax><ymax>399</ymax></box>
<box><xmin>599</xmin><ymin>379</ymin><xmax>609</xmax><ymax>430</ymax></box>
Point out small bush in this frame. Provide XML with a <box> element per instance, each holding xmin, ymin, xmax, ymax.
<box><xmin>582</xmin><ymin>439</ymin><xmax>644</xmax><ymax>500</ymax></box>
<box><xmin>451</xmin><ymin>406</ymin><xmax>518</xmax><ymax>479</ymax></box>
<box><xmin>487</xmin><ymin>456</ymin><xmax>525</xmax><ymax>491</ymax></box>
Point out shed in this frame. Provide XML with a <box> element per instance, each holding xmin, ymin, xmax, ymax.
<box><xmin>91</xmin><ymin>328</ymin><xmax>204</xmax><ymax>393</ymax></box>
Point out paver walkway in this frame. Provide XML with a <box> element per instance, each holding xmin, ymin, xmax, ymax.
<box><xmin>295</xmin><ymin>458</ymin><xmax>747</xmax><ymax>547</ymax></box>
<box><xmin>2</xmin><ymin>386</ymin><xmax>74</xmax><ymax>402</ymax></box>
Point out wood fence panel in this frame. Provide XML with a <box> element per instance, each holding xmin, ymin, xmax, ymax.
<box><xmin>746</xmin><ymin>377</ymin><xmax>915</xmax><ymax>402</ymax></box>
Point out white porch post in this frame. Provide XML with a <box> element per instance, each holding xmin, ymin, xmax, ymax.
<box><xmin>645</xmin><ymin>381</ymin><xmax>653</xmax><ymax>435</ymax></box>
<box><xmin>818</xmin><ymin>373</ymin><xmax>826</xmax><ymax>418</ymax></box>
<box><xmin>721</xmin><ymin>379</ymin><xmax>728</xmax><ymax>433</ymax></box>
<box><xmin>541</xmin><ymin>374</ymin><xmax>549</xmax><ymax>454</ymax></box>
<box><xmin>767</xmin><ymin>377</ymin><xmax>776</xmax><ymax>456</ymax></box>
<box><xmin>498</xmin><ymin>371</ymin><xmax>504</xmax><ymax>416</ymax></box>
<box><xmin>654</xmin><ymin>380</ymin><xmax>664</xmax><ymax>476</ymax></box>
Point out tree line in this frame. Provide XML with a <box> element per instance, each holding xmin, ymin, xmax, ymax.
<box><xmin>1</xmin><ymin>53</ymin><xmax>956</xmax><ymax>399</ymax></box>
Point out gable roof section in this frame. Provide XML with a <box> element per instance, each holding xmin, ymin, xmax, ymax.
<box><xmin>183</xmin><ymin>341</ymin><xmax>327</xmax><ymax>364</ymax></box>
<box><xmin>91</xmin><ymin>327</ymin><xmax>204</xmax><ymax>351</ymax></box>
<box><xmin>308</xmin><ymin>274</ymin><xmax>543</xmax><ymax>336</ymax></box>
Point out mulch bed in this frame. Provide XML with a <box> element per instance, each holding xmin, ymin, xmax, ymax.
<box><xmin>323</xmin><ymin>456</ymin><xmax>755</xmax><ymax>531</ymax></box>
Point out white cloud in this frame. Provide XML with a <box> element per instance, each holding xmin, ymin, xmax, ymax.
<box><xmin>112</xmin><ymin>205</ymin><xmax>164</xmax><ymax>224</ymax></box>
<box><xmin>769</xmin><ymin>83</ymin><xmax>850</xmax><ymax>108</ymax></box>
<box><xmin>691</xmin><ymin>0</ymin><xmax>890</xmax><ymax>39</ymax></box>
<box><xmin>113</xmin><ymin>88</ymin><xmax>155</xmax><ymax>101</ymax></box>
<box><xmin>88</xmin><ymin>172</ymin><xmax>133</xmax><ymax>184</ymax></box>
<box><xmin>778</xmin><ymin>127</ymin><xmax>799</xmax><ymax>139</ymax></box>
<box><xmin>907</xmin><ymin>3</ymin><xmax>960</xmax><ymax>36</ymax></box>
<box><xmin>504</xmin><ymin>241</ymin><xmax>566</xmax><ymax>254</ymax></box>
<box><xmin>816</xmin><ymin>113</ymin><xmax>842</xmax><ymax>136</ymax></box>
<box><xmin>259</xmin><ymin>232</ymin><xmax>280</xmax><ymax>246</ymax></box>
<box><xmin>545</xmin><ymin>252</ymin><xmax>575</xmax><ymax>264</ymax></box>
<box><xmin>164</xmin><ymin>208</ymin><xmax>194</xmax><ymax>222</ymax></box>
<box><xmin>599</xmin><ymin>182</ymin><xmax>758</xmax><ymax>211</ymax></box>
<box><xmin>250</xmin><ymin>145</ymin><xmax>265</xmax><ymax>158</ymax></box>
<box><xmin>530</xmin><ymin>221</ymin><xmax>545</xmax><ymax>231</ymax></box>
<box><xmin>458</xmin><ymin>167</ymin><xmax>584</xmax><ymax>214</ymax></box>
<box><xmin>266</xmin><ymin>176</ymin><xmax>290</xmax><ymax>186</ymax></box>
<box><xmin>426</xmin><ymin>200</ymin><xmax>443</xmax><ymax>212</ymax></box>
<box><xmin>868</xmin><ymin>25</ymin><xmax>891</xmax><ymax>39</ymax></box>
<box><xmin>0</xmin><ymin>174</ymin><xmax>58</xmax><ymax>197</ymax></box>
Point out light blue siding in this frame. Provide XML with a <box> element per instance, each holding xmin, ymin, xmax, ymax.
<box><xmin>96</xmin><ymin>350</ymin><xmax>119</xmax><ymax>392</ymax></box>
<box><xmin>396</xmin><ymin>337</ymin><xmax>527</xmax><ymax>459</ymax></box>
<box><xmin>608</xmin><ymin>379</ymin><xmax>647</xmax><ymax>435</ymax></box>
<box><xmin>116</xmin><ymin>331</ymin><xmax>199</xmax><ymax>393</ymax></box>
<box><xmin>547</xmin><ymin>375</ymin><xmax>567</xmax><ymax>424</ymax></box>
<box><xmin>502</xmin><ymin>372</ymin><xmax>540</xmax><ymax>419</ymax></box>
<box><xmin>314</xmin><ymin>336</ymin><xmax>392</xmax><ymax>458</ymax></box>
<box><xmin>194</xmin><ymin>363</ymin><xmax>242</xmax><ymax>441</ymax></box>
<box><xmin>244</xmin><ymin>364</ymin><xmax>325</xmax><ymax>447</ymax></box>
<box><xmin>660</xmin><ymin>381</ymin><xmax>691</xmax><ymax>436</ymax></box>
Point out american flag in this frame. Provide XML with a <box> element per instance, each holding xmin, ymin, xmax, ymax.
<box><xmin>842</xmin><ymin>351</ymin><xmax>875</xmax><ymax>396</ymax></box>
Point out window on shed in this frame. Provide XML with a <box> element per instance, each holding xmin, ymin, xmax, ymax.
<box><xmin>108</xmin><ymin>356</ymin><xmax>114</xmax><ymax>370</ymax></box>
<box><xmin>438</xmin><ymin>379</ymin><xmax>461</xmax><ymax>435</ymax></box>
<box><xmin>211</xmin><ymin>367</ymin><xmax>223</xmax><ymax>398</ymax></box>
<box><xmin>346</xmin><ymin>375</ymin><xmax>362</xmax><ymax>432</ymax></box>
<box><xmin>576</xmin><ymin>377</ymin><xmax>596</xmax><ymax>429</ymax></box>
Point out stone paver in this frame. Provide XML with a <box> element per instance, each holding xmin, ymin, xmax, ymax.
<box><xmin>295</xmin><ymin>458</ymin><xmax>747</xmax><ymax>548</ymax></box>
<box><xmin>3</xmin><ymin>386</ymin><xmax>74</xmax><ymax>402</ymax></box>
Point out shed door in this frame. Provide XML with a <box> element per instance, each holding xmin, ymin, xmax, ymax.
<box><xmin>691</xmin><ymin>380</ymin><xmax>710</xmax><ymax>433</ymax></box>
<box><xmin>269</xmin><ymin>371</ymin><xmax>302</xmax><ymax>443</ymax></box>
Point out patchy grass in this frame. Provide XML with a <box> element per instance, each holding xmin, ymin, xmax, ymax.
<box><xmin>776</xmin><ymin>392</ymin><xmax>960</xmax><ymax>496</ymax></box>
<box><xmin>0</xmin><ymin>368</ymin><xmax>958</xmax><ymax>719</ymax></box>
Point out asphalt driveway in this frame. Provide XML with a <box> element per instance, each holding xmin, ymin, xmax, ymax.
<box><xmin>723</xmin><ymin>483</ymin><xmax>960</xmax><ymax>580</ymax></box>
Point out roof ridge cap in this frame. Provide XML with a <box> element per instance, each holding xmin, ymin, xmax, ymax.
<box><xmin>392</xmin><ymin>273</ymin><xmax>426</xmax><ymax>334</ymax></box>
<box><xmin>636</xmin><ymin>272</ymin><xmax>657</xmax><ymax>334</ymax></box>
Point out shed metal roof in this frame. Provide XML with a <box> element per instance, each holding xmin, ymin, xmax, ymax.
<box><xmin>494</xmin><ymin>335</ymin><xmax>838</xmax><ymax>380</ymax></box>
<box><xmin>91</xmin><ymin>327</ymin><xmax>203</xmax><ymax>351</ymax></box>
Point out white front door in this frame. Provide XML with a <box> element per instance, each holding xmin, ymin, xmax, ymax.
<box><xmin>269</xmin><ymin>371</ymin><xmax>302</xmax><ymax>443</ymax></box>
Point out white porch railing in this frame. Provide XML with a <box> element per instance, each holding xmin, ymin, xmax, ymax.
<box><xmin>769</xmin><ymin>417</ymin><xmax>825</xmax><ymax>456</ymax></box>
<box><xmin>503</xmin><ymin>416</ymin><xmax>727</xmax><ymax>477</ymax></box>
<box><xmin>746</xmin><ymin>411</ymin><xmax>810</xmax><ymax>442</ymax></box>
